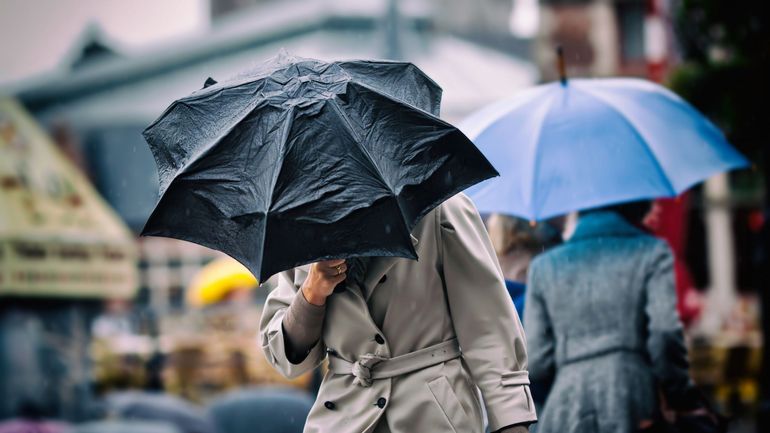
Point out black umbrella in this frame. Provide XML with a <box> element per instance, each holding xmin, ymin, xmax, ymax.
<box><xmin>105</xmin><ymin>392</ymin><xmax>216</xmax><ymax>433</ymax></box>
<box><xmin>207</xmin><ymin>387</ymin><xmax>313</xmax><ymax>433</ymax></box>
<box><xmin>72</xmin><ymin>420</ymin><xmax>180</xmax><ymax>433</ymax></box>
<box><xmin>142</xmin><ymin>52</ymin><xmax>497</xmax><ymax>281</ymax></box>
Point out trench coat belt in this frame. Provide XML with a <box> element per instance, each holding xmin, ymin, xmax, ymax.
<box><xmin>327</xmin><ymin>338</ymin><xmax>461</xmax><ymax>387</ymax></box>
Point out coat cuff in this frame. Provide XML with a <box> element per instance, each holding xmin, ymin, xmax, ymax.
<box><xmin>486</xmin><ymin>384</ymin><xmax>538</xmax><ymax>431</ymax></box>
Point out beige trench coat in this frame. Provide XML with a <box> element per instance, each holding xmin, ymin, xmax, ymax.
<box><xmin>259</xmin><ymin>194</ymin><xmax>536</xmax><ymax>433</ymax></box>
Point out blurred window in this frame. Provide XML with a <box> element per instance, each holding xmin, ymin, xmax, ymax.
<box><xmin>83</xmin><ymin>126</ymin><xmax>159</xmax><ymax>233</ymax></box>
<box><xmin>617</xmin><ymin>0</ymin><xmax>646</xmax><ymax>63</ymax></box>
<box><xmin>169</xmin><ymin>285</ymin><xmax>185</xmax><ymax>310</ymax></box>
<box><xmin>136</xmin><ymin>286</ymin><xmax>152</xmax><ymax>306</ymax></box>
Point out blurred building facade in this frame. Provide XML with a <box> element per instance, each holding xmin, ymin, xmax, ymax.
<box><xmin>535</xmin><ymin>0</ymin><xmax>675</xmax><ymax>80</ymax></box>
<box><xmin>0</xmin><ymin>99</ymin><xmax>138</xmax><ymax>420</ymax></box>
<box><xmin>4</xmin><ymin>0</ymin><xmax>538</xmax><ymax>314</ymax></box>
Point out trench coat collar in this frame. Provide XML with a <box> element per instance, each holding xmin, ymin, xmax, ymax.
<box><xmin>569</xmin><ymin>211</ymin><xmax>646</xmax><ymax>242</ymax></box>
<box><xmin>361</xmin><ymin>234</ymin><xmax>419</xmax><ymax>301</ymax></box>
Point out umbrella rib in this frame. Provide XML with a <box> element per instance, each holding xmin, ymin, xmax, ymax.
<box><xmin>258</xmin><ymin>108</ymin><xmax>295</xmax><ymax>277</ymax></box>
<box><xmin>572</xmin><ymin>85</ymin><xmax>677</xmax><ymax>195</ymax></box>
<box><xmin>328</xmin><ymin>98</ymin><xmax>418</xmax><ymax>240</ymax></box>
<box><xmin>328</xmin><ymin>99</ymin><xmax>395</xmax><ymax>195</ymax></box>
<box><xmin>164</xmin><ymin>100</ymin><xmax>267</xmax><ymax>196</ymax></box>
<box><xmin>350</xmin><ymin>80</ymin><xmax>453</xmax><ymax>126</ymax></box>
<box><xmin>340</xmin><ymin>80</ymin><xmax>466</xmax><ymax>226</ymax></box>
<box><xmin>527</xmin><ymin>91</ymin><xmax>558</xmax><ymax>220</ymax></box>
<box><xmin>460</xmin><ymin>85</ymin><xmax>551</xmax><ymax>141</ymax></box>
<box><xmin>336</xmin><ymin>61</ymin><xmax>443</xmax><ymax>116</ymax></box>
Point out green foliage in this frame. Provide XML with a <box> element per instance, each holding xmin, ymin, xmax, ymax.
<box><xmin>670</xmin><ymin>0</ymin><xmax>770</xmax><ymax>161</ymax></box>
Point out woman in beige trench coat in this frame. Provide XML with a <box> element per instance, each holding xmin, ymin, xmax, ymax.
<box><xmin>259</xmin><ymin>193</ymin><xmax>537</xmax><ymax>432</ymax></box>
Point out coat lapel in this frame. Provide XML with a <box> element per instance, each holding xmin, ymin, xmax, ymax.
<box><xmin>362</xmin><ymin>234</ymin><xmax>419</xmax><ymax>301</ymax></box>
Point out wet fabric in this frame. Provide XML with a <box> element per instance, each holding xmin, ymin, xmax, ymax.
<box><xmin>142</xmin><ymin>52</ymin><xmax>497</xmax><ymax>281</ymax></box>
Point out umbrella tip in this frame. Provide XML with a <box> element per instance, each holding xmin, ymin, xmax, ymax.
<box><xmin>203</xmin><ymin>77</ymin><xmax>218</xmax><ymax>88</ymax></box>
<box><xmin>556</xmin><ymin>46</ymin><xmax>567</xmax><ymax>86</ymax></box>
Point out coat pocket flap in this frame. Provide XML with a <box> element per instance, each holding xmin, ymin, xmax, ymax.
<box><xmin>427</xmin><ymin>376</ymin><xmax>474</xmax><ymax>432</ymax></box>
<box><xmin>501</xmin><ymin>370</ymin><xmax>530</xmax><ymax>387</ymax></box>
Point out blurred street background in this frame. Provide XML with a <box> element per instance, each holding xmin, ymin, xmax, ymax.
<box><xmin>0</xmin><ymin>0</ymin><xmax>767</xmax><ymax>432</ymax></box>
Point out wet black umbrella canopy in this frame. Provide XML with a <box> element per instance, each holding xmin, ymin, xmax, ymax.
<box><xmin>142</xmin><ymin>52</ymin><xmax>497</xmax><ymax>281</ymax></box>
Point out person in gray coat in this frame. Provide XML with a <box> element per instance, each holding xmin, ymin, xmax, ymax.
<box><xmin>524</xmin><ymin>201</ymin><xmax>702</xmax><ymax>433</ymax></box>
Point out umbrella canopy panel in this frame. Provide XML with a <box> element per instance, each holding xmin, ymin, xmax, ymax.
<box><xmin>0</xmin><ymin>99</ymin><xmax>138</xmax><ymax>298</ymax></box>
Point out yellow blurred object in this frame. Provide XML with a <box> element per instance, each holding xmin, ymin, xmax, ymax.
<box><xmin>187</xmin><ymin>257</ymin><xmax>258</xmax><ymax>306</ymax></box>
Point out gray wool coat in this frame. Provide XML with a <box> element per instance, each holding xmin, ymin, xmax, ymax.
<box><xmin>259</xmin><ymin>193</ymin><xmax>537</xmax><ymax>433</ymax></box>
<box><xmin>524</xmin><ymin>211</ymin><xmax>697</xmax><ymax>433</ymax></box>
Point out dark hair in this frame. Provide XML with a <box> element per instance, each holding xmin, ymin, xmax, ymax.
<box><xmin>580</xmin><ymin>200</ymin><xmax>653</xmax><ymax>225</ymax></box>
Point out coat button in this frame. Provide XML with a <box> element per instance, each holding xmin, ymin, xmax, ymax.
<box><xmin>324</xmin><ymin>401</ymin><xmax>336</xmax><ymax>410</ymax></box>
<box><xmin>379</xmin><ymin>275</ymin><xmax>387</xmax><ymax>284</ymax></box>
<box><xmin>376</xmin><ymin>397</ymin><xmax>387</xmax><ymax>409</ymax></box>
<box><xmin>374</xmin><ymin>334</ymin><xmax>385</xmax><ymax>345</ymax></box>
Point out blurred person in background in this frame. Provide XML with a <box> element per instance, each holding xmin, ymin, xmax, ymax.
<box><xmin>486</xmin><ymin>214</ymin><xmax>563</xmax><ymax>423</ymax></box>
<box><xmin>524</xmin><ymin>201</ymin><xmax>714</xmax><ymax>433</ymax></box>
<box><xmin>643</xmin><ymin>199</ymin><xmax>703</xmax><ymax>328</ymax></box>
<box><xmin>486</xmin><ymin>214</ymin><xmax>563</xmax><ymax>317</ymax></box>
<box><xmin>0</xmin><ymin>401</ymin><xmax>70</xmax><ymax>433</ymax></box>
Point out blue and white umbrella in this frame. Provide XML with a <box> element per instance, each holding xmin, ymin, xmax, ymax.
<box><xmin>460</xmin><ymin>77</ymin><xmax>748</xmax><ymax>220</ymax></box>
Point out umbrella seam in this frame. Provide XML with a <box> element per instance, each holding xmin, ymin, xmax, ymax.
<box><xmin>349</xmin><ymin>80</ymin><xmax>446</xmax><ymax>123</ymax></box>
<box><xmin>459</xmin><ymin>85</ymin><xmax>553</xmax><ymax>141</ymax></box>
<box><xmin>571</xmin><ymin>85</ymin><xmax>677</xmax><ymax>195</ymax></box>
<box><xmin>152</xmin><ymin>99</ymin><xmax>267</xmax><ymax>199</ymax></box>
<box><xmin>328</xmin><ymin>98</ymin><xmax>395</xmax><ymax>195</ymax></box>
<box><xmin>328</xmin><ymin>98</ymin><xmax>421</xmax><ymax>248</ymax></box>
<box><xmin>258</xmin><ymin>107</ymin><xmax>295</xmax><ymax>279</ymax></box>
<box><xmin>528</xmin><ymin>91</ymin><xmax>558</xmax><ymax>220</ymax></box>
<box><xmin>341</xmin><ymin>81</ymin><xmax>466</xmax><ymax>228</ymax></box>
<box><xmin>336</xmin><ymin>61</ymin><xmax>444</xmax><ymax>116</ymax></box>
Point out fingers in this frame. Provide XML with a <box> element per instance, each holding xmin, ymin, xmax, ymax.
<box><xmin>319</xmin><ymin>258</ymin><xmax>346</xmax><ymax>267</ymax></box>
<box><xmin>328</xmin><ymin>272</ymin><xmax>346</xmax><ymax>286</ymax></box>
<box><xmin>317</xmin><ymin>260</ymin><xmax>347</xmax><ymax>277</ymax></box>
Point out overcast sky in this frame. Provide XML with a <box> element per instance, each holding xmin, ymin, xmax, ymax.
<box><xmin>0</xmin><ymin>0</ymin><xmax>209</xmax><ymax>84</ymax></box>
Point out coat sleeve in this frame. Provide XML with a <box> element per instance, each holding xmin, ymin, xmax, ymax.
<box><xmin>523</xmin><ymin>257</ymin><xmax>555</xmax><ymax>383</ymax></box>
<box><xmin>259</xmin><ymin>268</ymin><xmax>327</xmax><ymax>379</ymax></box>
<box><xmin>644</xmin><ymin>241</ymin><xmax>699</xmax><ymax>410</ymax></box>
<box><xmin>438</xmin><ymin>194</ymin><xmax>537</xmax><ymax>430</ymax></box>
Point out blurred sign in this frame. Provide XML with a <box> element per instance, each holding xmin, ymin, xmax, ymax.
<box><xmin>0</xmin><ymin>98</ymin><xmax>138</xmax><ymax>298</ymax></box>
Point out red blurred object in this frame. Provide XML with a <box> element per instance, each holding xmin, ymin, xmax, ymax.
<box><xmin>748</xmin><ymin>209</ymin><xmax>764</xmax><ymax>233</ymax></box>
<box><xmin>645</xmin><ymin>194</ymin><xmax>702</xmax><ymax>327</ymax></box>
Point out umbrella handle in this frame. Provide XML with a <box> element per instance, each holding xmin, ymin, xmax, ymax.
<box><xmin>556</xmin><ymin>46</ymin><xmax>567</xmax><ymax>86</ymax></box>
